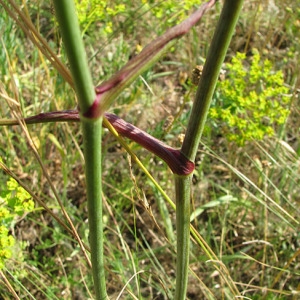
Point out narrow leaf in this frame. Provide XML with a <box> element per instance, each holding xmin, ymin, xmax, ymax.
<box><xmin>84</xmin><ymin>0</ymin><xmax>217</xmax><ymax>118</ymax></box>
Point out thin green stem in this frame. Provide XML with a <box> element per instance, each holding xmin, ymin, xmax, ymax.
<box><xmin>175</xmin><ymin>1</ymin><xmax>244</xmax><ymax>299</ymax></box>
<box><xmin>182</xmin><ymin>0</ymin><xmax>245</xmax><ymax>162</ymax></box>
<box><xmin>52</xmin><ymin>1</ymin><xmax>106</xmax><ymax>299</ymax></box>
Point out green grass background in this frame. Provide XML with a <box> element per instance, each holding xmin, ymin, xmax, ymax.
<box><xmin>0</xmin><ymin>0</ymin><xmax>299</xmax><ymax>299</ymax></box>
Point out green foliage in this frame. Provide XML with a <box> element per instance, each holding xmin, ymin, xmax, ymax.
<box><xmin>0</xmin><ymin>176</ymin><xmax>34</xmax><ymax>269</ymax></box>
<box><xmin>74</xmin><ymin>0</ymin><xmax>204</xmax><ymax>35</ymax></box>
<box><xmin>209</xmin><ymin>50</ymin><xmax>291</xmax><ymax>145</ymax></box>
<box><xmin>141</xmin><ymin>0</ymin><xmax>203</xmax><ymax>24</ymax></box>
<box><xmin>75</xmin><ymin>0</ymin><xmax>125</xmax><ymax>34</ymax></box>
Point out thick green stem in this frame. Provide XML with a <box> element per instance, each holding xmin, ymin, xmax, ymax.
<box><xmin>52</xmin><ymin>1</ymin><xmax>106</xmax><ymax>299</ymax></box>
<box><xmin>82</xmin><ymin>120</ymin><xmax>106</xmax><ymax>299</ymax></box>
<box><xmin>174</xmin><ymin>175</ymin><xmax>191</xmax><ymax>300</ymax></box>
<box><xmin>175</xmin><ymin>1</ymin><xmax>244</xmax><ymax>299</ymax></box>
<box><xmin>53</xmin><ymin>0</ymin><xmax>94</xmax><ymax>114</ymax></box>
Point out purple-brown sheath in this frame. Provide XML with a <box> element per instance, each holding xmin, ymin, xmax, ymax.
<box><xmin>4</xmin><ymin>110</ymin><xmax>195</xmax><ymax>175</ymax></box>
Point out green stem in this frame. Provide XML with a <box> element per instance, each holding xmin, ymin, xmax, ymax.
<box><xmin>175</xmin><ymin>1</ymin><xmax>244</xmax><ymax>299</ymax></box>
<box><xmin>174</xmin><ymin>175</ymin><xmax>191</xmax><ymax>300</ymax></box>
<box><xmin>82</xmin><ymin>120</ymin><xmax>106</xmax><ymax>299</ymax></box>
<box><xmin>52</xmin><ymin>1</ymin><xmax>106</xmax><ymax>299</ymax></box>
<box><xmin>52</xmin><ymin>0</ymin><xmax>94</xmax><ymax>114</ymax></box>
<box><xmin>182</xmin><ymin>0</ymin><xmax>245</xmax><ymax>161</ymax></box>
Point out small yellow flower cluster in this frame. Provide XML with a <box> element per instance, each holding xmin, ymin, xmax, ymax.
<box><xmin>0</xmin><ymin>177</ymin><xmax>34</xmax><ymax>269</ymax></box>
<box><xmin>209</xmin><ymin>50</ymin><xmax>291</xmax><ymax>145</ymax></box>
